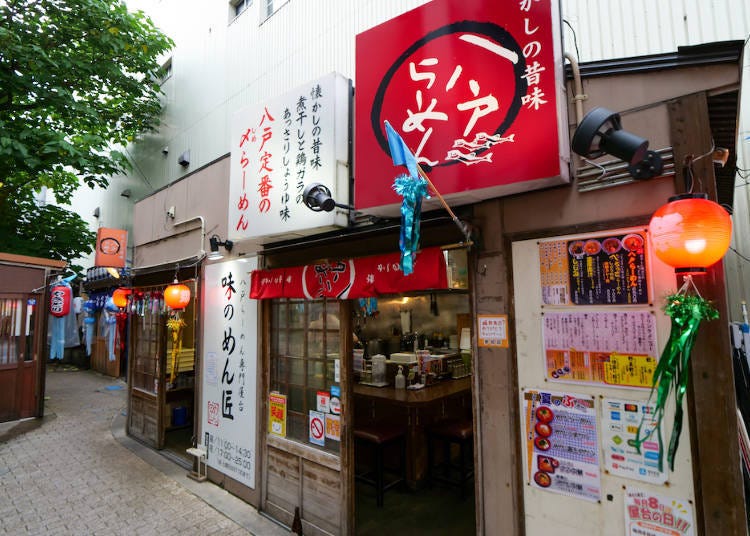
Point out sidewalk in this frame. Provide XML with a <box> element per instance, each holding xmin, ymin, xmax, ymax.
<box><xmin>0</xmin><ymin>368</ymin><xmax>288</xmax><ymax>536</ymax></box>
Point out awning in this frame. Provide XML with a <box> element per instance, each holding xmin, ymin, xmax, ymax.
<box><xmin>250</xmin><ymin>246</ymin><xmax>448</xmax><ymax>299</ymax></box>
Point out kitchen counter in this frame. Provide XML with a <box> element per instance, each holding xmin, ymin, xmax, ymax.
<box><xmin>353</xmin><ymin>376</ymin><xmax>471</xmax><ymax>406</ymax></box>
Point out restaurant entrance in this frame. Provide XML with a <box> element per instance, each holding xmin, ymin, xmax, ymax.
<box><xmin>352</xmin><ymin>284</ymin><xmax>476</xmax><ymax>535</ymax></box>
<box><xmin>255</xmin><ymin>237</ymin><xmax>477</xmax><ymax>534</ymax></box>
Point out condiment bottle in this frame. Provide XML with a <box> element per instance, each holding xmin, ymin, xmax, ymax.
<box><xmin>395</xmin><ymin>365</ymin><xmax>406</xmax><ymax>389</ymax></box>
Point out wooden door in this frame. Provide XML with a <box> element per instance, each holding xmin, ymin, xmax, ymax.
<box><xmin>127</xmin><ymin>291</ymin><xmax>166</xmax><ymax>448</ymax></box>
<box><xmin>0</xmin><ymin>295</ymin><xmax>41</xmax><ymax>422</ymax></box>
<box><xmin>261</xmin><ymin>298</ymin><xmax>353</xmax><ymax>535</ymax></box>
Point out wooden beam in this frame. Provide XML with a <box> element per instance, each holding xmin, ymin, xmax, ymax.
<box><xmin>668</xmin><ymin>92</ymin><xmax>746</xmax><ymax>535</ymax></box>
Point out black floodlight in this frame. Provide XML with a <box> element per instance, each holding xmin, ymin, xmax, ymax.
<box><xmin>571</xmin><ymin>107</ymin><xmax>648</xmax><ymax>166</ymax></box>
<box><xmin>208</xmin><ymin>235</ymin><xmax>233</xmax><ymax>260</ymax></box>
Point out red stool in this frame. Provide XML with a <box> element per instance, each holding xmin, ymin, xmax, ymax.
<box><xmin>427</xmin><ymin>419</ymin><xmax>474</xmax><ymax>499</ymax></box>
<box><xmin>354</xmin><ymin>423</ymin><xmax>407</xmax><ymax>507</ymax></box>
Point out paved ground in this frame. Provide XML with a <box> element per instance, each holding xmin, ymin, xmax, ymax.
<box><xmin>0</xmin><ymin>367</ymin><xmax>288</xmax><ymax>536</ymax></box>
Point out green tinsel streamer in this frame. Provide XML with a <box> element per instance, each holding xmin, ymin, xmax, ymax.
<box><xmin>634</xmin><ymin>292</ymin><xmax>718</xmax><ymax>471</ymax></box>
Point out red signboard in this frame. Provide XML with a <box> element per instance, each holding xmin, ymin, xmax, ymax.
<box><xmin>95</xmin><ymin>227</ymin><xmax>127</xmax><ymax>268</ymax></box>
<box><xmin>354</xmin><ymin>0</ymin><xmax>567</xmax><ymax>213</ymax></box>
<box><xmin>250</xmin><ymin>246</ymin><xmax>448</xmax><ymax>299</ymax></box>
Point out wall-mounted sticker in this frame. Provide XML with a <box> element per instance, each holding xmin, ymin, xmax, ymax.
<box><xmin>269</xmin><ymin>392</ymin><xmax>287</xmax><ymax>438</ymax></box>
<box><xmin>625</xmin><ymin>487</ymin><xmax>694</xmax><ymax>536</ymax></box>
<box><xmin>477</xmin><ymin>314</ymin><xmax>509</xmax><ymax>347</ymax></box>
<box><xmin>325</xmin><ymin>414</ymin><xmax>341</xmax><ymax>441</ymax></box>
<box><xmin>522</xmin><ymin>389</ymin><xmax>600</xmax><ymax>501</ymax></box>
<box><xmin>602</xmin><ymin>398</ymin><xmax>666</xmax><ymax>484</ymax></box>
<box><xmin>316</xmin><ymin>391</ymin><xmax>330</xmax><ymax>413</ymax></box>
<box><xmin>309</xmin><ymin>410</ymin><xmax>326</xmax><ymax>446</ymax></box>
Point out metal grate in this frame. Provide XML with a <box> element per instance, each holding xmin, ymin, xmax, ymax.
<box><xmin>576</xmin><ymin>146</ymin><xmax>675</xmax><ymax>192</ymax></box>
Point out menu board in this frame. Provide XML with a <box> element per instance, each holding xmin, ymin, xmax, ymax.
<box><xmin>601</xmin><ymin>398</ymin><xmax>666</xmax><ymax>484</ymax></box>
<box><xmin>543</xmin><ymin>310</ymin><xmax>658</xmax><ymax>387</ymax></box>
<box><xmin>539</xmin><ymin>231</ymin><xmax>649</xmax><ymax>305</ymax></box>
<box><xmin>522</xmin><ymin>389</ymin><xmax>600</xmax><ymax>502</ymax></box>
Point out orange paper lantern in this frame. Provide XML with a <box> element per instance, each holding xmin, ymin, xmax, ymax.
<box><xmin>112</xmin><ymin>288</ymin><xmax>131</xmax><ymax>309</ymax></box>
<box><xmin>164</xmin><ymin>280</ymin><xmax>191</xmax><ymax>309</ymax></box>
<box><xmin>649</xmin><ymin>193</ymin><xmax>732</xmax><ymax>274</ymax></box>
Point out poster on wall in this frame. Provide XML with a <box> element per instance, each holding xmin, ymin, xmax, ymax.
<box><xmin>477</xmin><ymin>314</ymin><xmax>509</xmax><ymax>348</ymax></box>
<box><xmin>201</xmin><ymin>258</ymin><xmax>258</xmax><ymax>489</ymax></box>
<box><xmin>522</xmin><ymin>389</ymin><xmax>600</xmax><ymax>501</ymax></box>
<box><xmin>601</xmin><ymin>398</ymin><xmax>666</xmax><ymax>484</ymax></box>
<box><xmin>543</xmin><ymin>310</ymin><xmax>658</xmax><ymax>387</ymax></box>
<box><xmin>625</xmin><ymin>487</ymin><xmax>695</xmax><ymax>536</ymax></box>
<box><xmin>539</xmin><ymin>231</ymin><xmax>648</xmax><ymax>306</ymax></box>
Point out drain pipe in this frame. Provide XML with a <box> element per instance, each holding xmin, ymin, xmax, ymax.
<box><xmin>564</xmin><ymin>52</ymin><xmax>586</xmax><ymax>126</ymax></box>
<box><xmin>172</xmin><ymin>215</ymin><xmax>207</xmax><ymax>258</ymax></box>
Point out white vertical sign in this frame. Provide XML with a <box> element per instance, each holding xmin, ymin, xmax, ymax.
<box><xmin>201</xmin><ymin>258</ymin><xmax>258</xmax><ymax>489</ymax></box>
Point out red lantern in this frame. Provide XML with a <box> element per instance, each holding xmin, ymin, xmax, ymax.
<box><xmin>112</xmin><ymin>288</ymin><xmax>131</xmax><ymax>309</ymax></box>
<box><xmin>164</xmin><ymin>280</ymin><xmax>191</xmax><ymax>310</ymax></box>
<box><xmin>50</xmin><ymin>283</ymin><xmax>72</xmax><ymax>317</ymax></box>
<box><xmin>649</xmin><ymin>193</ymin><xmax>732</xmax><ymax>274</ymax></box>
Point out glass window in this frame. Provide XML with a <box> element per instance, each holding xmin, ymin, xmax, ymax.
<box><xmin>130</xmin><ymin>282</ymin><xmax>197</xmax><ymax>394</ymax></box>
<box><xmin>270</xmin><ymin>298</ymin><xmax>341</xmax><ymax>454</ymax></box>
<box><xmin>261</xmin><ymin>0</ymin><xmax>289</xmax><ymax>21</ymax></box>
<box><xmin>230</xmin><ymin>0</ymin><xmax>252</xmax><ymax>18</ymax></box>
<box><xmin>0</xmin><ymin>299</ymin><xmax>24</xmax><ymax>365</ymax></box>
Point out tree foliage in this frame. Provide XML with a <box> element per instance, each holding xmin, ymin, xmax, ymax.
<box><xmin>0</xmin><ymin>0</ymin><xmax>173</xmax><ymax>267</ymax></box>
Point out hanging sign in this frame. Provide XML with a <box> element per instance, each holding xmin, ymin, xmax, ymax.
<box><xmin>201</xmin><ymin>258</ymin><xmax>258</xmax><ymax>489</ymax></box>
<box><xmin>624</xmin><ymin>487</ymin><xmax>695</xmax><ymax>536</ymax></box>
<box><xmin>543</xmin><ymin>310</ymin><xmax>658</xmax><ymax>387</ymax></box>
<box><xmin>228</xmin><ymin>72</ymin><xmax>350</xmax><ymax>241</ymax></box>
<box><xmin>522</xmin><ymin>389</ymin><xmax>600</xmax><ymax>502</ymax></box>
<box><xmin>250</xmin><ymin>246</ymin><xmax>448</xmax><ymax>299</ymax></box>
<box><xmin>95</xmin><ymin>227</ymin><xmax>127</xmax><ymax>268</ymax></box>
<box><xmin>354</xmin><ymin>0</ymin><xmax>568</xmax><ymax>214</ymax></box>
<box><xmin>601</xmin><ymin>399</ymin><xmax>666</xmax><ymax>484</ymax></box>
<box><xmin>539</xmin><ymin>232</ymin><xmax>649</xmax><ymax>306</ymax></box>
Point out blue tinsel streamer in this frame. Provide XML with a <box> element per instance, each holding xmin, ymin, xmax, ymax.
<box><xmin>393</xmin><ymin>173</ymin><xmax>429</xmax><ymax>275</ymax></box>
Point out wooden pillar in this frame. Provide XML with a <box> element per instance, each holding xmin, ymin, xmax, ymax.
<box><xmin>472</xmin><ymin>200</ymin><xmax>524</xmax><ymax>535</ymax></box>
<box><xmin>668</xmin><ymin>92</ymin><xmax>746</xmax><ymax>535</ymax></box>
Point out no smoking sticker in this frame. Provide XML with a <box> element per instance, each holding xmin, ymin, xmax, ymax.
<box><xmin>309</xmin><ymin>411</ymin><xmax>325</xmax><ymax>446</ymax></box>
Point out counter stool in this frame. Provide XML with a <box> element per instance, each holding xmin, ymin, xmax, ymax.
<box><xmin>427</xmin><ymin>419</ymin><xmax>474</xmax><ymax>499</ymax></box>
<box><xmin>354</xmin><ymin>423</ymin><xmax>407</xmax><ymax>507</ymax></box>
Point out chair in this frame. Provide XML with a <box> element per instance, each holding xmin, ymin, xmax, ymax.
<box><xmin>427</xmin><ymin>419</ymin><xmax>474</xmax><ymax>499</ymax></box>
<box><xmin>353</xmin><ymin>423</ymin><xmax>407</xmax><ymax>507</ymax></box>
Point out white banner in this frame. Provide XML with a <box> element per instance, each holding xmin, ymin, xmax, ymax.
<box><xmin>200</xmin><ymin>258</ymin><xmax>258</xmax><ymax>488</ymax></box>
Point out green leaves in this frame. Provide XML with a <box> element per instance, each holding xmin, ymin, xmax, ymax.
<box><xmin>0</xmin><ymin>0</ymin><xmax>173</xmax><ymax>268</ymax></box>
